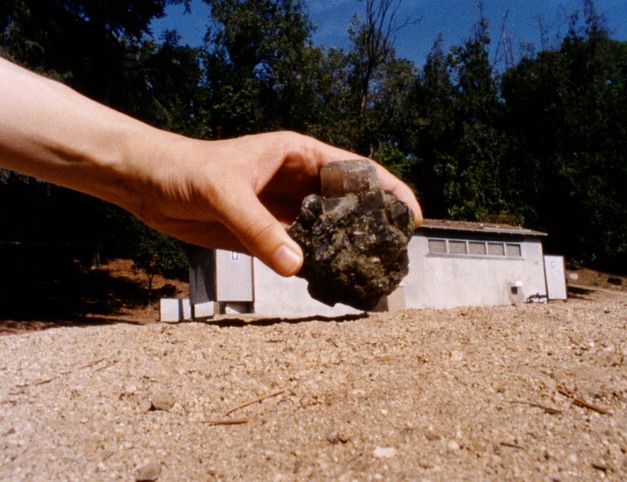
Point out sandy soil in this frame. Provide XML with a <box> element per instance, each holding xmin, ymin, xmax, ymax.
<box><xmin>1</xmin><ymin>293</ymin><xmax>625</xmax><ymax>481</ymax></box>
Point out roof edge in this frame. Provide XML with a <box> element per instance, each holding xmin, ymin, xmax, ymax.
<box><xmin>416</xmin><ymin>218</ymin><xmax>547</xmax><ymax>237</ymax></box>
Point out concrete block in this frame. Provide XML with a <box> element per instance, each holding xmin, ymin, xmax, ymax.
<box><xmin>181</xmin><ymin>298</ymin><xmax>192</xmax><ymax>320</ymax></box>
<box><xmin>192</xmin><ymin>301</ymin><xmax>215</xmax><ymax>320</ymax></box>
<box><xmin>373</xmin><ymin>286</ymin><xmax>406</xmax><ymax>312</ymax></box>
<box><xmin>320</xmin><ymin>159</ymin><xmax>379</xmax><ymax>198</ymax></box>
<box><xmin>160</xmin><ymin>298</ymin><xmax>192</xmax><ymax>322</ymax></box>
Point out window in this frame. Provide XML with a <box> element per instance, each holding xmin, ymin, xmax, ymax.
<box><xmin>427</xmin><ymin>238</ymin><xmax>522</xmax><ymax>258</ymax></box>
<box><xmin>506</xmin><ymin>243</ymin><xmax>522</xmax><ymax>257</ymax></box>
<box><xmin>428</xmin><ymin>239</ymin><xmax>447</xmax><ymax>254</ymax></box>
<box><xmin>487</xmin><ymin>243</ymin><xmax>505</xmax><ymax>256</ymax></box>
<box><xmin>469</xmin><ymin>241</ymin><xmax>487</xmax><ymax>255</ymax></box>
<box><xmin>449</xmin><ymin>240</ymin><xmax>467</xmax><ymax>254</ymax></box>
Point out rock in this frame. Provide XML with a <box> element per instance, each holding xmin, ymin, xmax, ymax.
<box><xmin>373</xmin><ymin>447</ymin><xmax>397</xmax><ymax>458</ymax></box>
<box><xmin>326</xmin><ymin>430</ymin><xmax>350</xmax><ymax>444</ymax></box>
<box><xmin>450</xmin><ymin>350</ymin><xmax>464</xmax><ymax>362</ymax></box>
<box><xmin>425</xmin><ymin>426</ymin><xmax>440</xmax><ymax>441</ymax></box>
<box><xmin>150</xmin><ymin>389</ymin><xmax>175</xmax><ymax>411</ymax></box>
<box><xmin>287</xmin><ymin>159</ymin><xmax>414</xmax><ymax>311</ymax></box>
<box><xmin>135</xmin><ymin>461</ymin><xmax>161</xmax><ymax>481</ymax></box>
<box><xmin>447</xmin><ymin>440</ymin><xmax>460</xmax><ymax>451</ymax></box>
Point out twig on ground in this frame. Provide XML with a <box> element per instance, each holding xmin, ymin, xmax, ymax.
<box><xmin>79</xmin><ymin>357</ymin><xmax>107</xmax><ymax>369</ymax></box>
<box><xmin>557</xmin><ymin>387</ymin><xmax>612</xmax><ymax>415</ymax></box>
<box><xmin>225</xmin><ymin>388</ymin><xmax>287</xmax><ymax>416</ymax></box>
<box><xmin>204</xmin><ymin>418</ymin><xmax>249</xmax><ymax>426</ymax></box>
<box><xmin>93</xmin><ymin>359</ymin><xmax>119</xmax><ymax>372</ymax></box>
<box><xmin>572</xmin><ymin>398</ymin><xmax>612</xmax><ymax>415</ymax></box>
<box><xmin>509</xmin><ymin>399</ymin><xmax>562</xmax><ymax>415</ymax></box>
<box><xmin>500</xmin><ymin>441</ymin><xmax>525</xmax><ymax>449</ymax></box>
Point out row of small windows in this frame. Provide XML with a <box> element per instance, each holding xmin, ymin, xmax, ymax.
<box><xmin>428</xmin><ymin>238</ymin><xmax>522</xmax><ymax>257</ymax></box>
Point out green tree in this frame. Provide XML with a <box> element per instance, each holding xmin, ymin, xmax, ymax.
<box><xmin>501</xmin><ymin>13</ymin><xmax>627</xmax><ymax>268</ymax></box>
<box><xmin>313</xmin><ymin>0</ymin><xmax>417</xmax><ymax>173</ymax></box>
<box><xmin>402</xmin><ymin>20</ymin><xmax>510</xmax><ymax>222</ymax></box>
<box><xmin>0</xmin><ymin>0</ymin><xmax>195</xmax><ymax>272</ymax></box>
<box><xmin>203</xmin><ymin>0</ymin><xmax>319</xmax><ymax>136</ymax></box>
<box><xmin>129</xmin><ymin>220</ymin><xmax>189</xmax><ymax>301</ymax></box>
<box><xmin>401</xmin><ymin>36</ymin><xmax>455</xmax><ymax>218</ymax></box>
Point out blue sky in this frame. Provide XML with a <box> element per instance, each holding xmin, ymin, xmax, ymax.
<box><xmin>151</xmin><ymin>0</ymin><xmax>627</xmax><ymax>67</ymax></box>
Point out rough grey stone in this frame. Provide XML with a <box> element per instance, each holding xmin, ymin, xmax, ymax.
<box><xmin>149</xmin><ymin>390</ymin><xmax>175</xmax><ymax>411</ymax></box>
<box><xmin>287</xmin><ymin>159</ymin><xmax>414</xmax><ymax>311</ymax></box>
<box><xmin>135</xmin><ymin>461</ymin><xmax>161</xmax><ymax>481</ymax></box>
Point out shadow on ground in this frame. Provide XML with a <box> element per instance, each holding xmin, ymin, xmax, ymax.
<box><xmin>567</xmin><ymin>285</ymin><xmax>595</xmax><ymax>300</ymax></box>
<box><xmin>0</xmin><ymin>250</ymin><xmax>176</xmax><ymax>334</ymax></box>
<box><xmin>192</xmin><ymin>313</ymin><xmax>370</xmax><ymax>328</ymax></box>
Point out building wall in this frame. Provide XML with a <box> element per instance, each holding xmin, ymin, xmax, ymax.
<box><xmin>404</xmin><ymin>234</ymin><xmax>547</xmax><ymax>309</ymax></box>
<box><xmin>229</xmin><ymin>230</ymin><xmax>548</xmax><ymax>316</ymax></box>
<box><xmin>253</xmin><ymin>259</ymin><xmax>360</xmax><ymax>317</ymax></box>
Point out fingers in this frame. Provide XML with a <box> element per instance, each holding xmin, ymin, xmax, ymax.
<box><xmin>148</xmin><ymin>199</ymin><xmax>304</xmax><ymax>278</ymax></box>
<box><xmin>371</xmin><ymin>164</ymin><xmax>423</xmax><ymax>227</ymax></box>
<box><xmin>217</xmin><ymin>186</ymin><xmax>304</xmax><ymax>277</ymax></box>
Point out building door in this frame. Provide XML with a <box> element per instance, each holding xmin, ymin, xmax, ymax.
<box><xmin>215</xmin><ymin>250</ymin><xmax>253</xmax><ymax>302</ymax></box>
<box><xmin>544</xmin><ymin>255</ymin><xmax>567</xmax><ymax>300</ymax></box>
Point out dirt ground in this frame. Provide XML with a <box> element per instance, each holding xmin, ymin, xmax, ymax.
<box><xmin>1</xmin><ymin>263</ymin><xmax>626</xmax><ymax>481</ymax></box>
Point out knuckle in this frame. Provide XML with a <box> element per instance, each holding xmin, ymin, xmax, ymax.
<box><xmin>245</xmin><ymin>218</ymin><xmax>277</xmax><ymax>245</ymax></box>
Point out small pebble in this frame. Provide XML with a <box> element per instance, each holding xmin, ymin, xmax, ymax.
<box><xmin>450</xmin><ymin>350</ymin><xmax>464</xmax><ymax>362</ymax></box>
<box><xmin>373</xmin><ymin>447</ymin><xmax>396</xmax><ymax>458</ymax></box>
<box><xmin>447</xmin><ymin>440</ymin><xmax>460</xmax><ymax>451</ymax></box>
<box><xmin>326</xmin><ymin>431</ymin><xmax>350</xmax><ymax>444</ymax></box>
<box><xmin>425</xmin><ymin>426</ymin><xmax>440</xmax><ymax>441</ymax></box>
<box><xmin>150</xmin><ymin>390</ymin><xmax>175</xmax><ymax>411</ymax></box>
<box><xmin>136</xmin><ymin>461</ymin><xmax>161</xmax><ymax>481</ymax></box>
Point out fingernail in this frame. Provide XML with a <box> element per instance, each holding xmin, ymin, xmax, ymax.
<box><xmin>272</xmin><ymin>242</ymin><xmax>303</xmax><ymax>276</ymax></box>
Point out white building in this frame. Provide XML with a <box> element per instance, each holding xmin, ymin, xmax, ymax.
<box><xmin>405</xmin><ymin>219</ymin><xmax>551</xmax><ymax>309</ymax></box>
<box><xmin>162</xmin><ymin>219</ymin><xmax>566</xmax><ymax>321</ymax></box>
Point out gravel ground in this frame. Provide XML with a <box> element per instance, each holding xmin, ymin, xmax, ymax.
<box><xmin>1</xmin><ymin>299</ymin><xmax>625</xmax><ymax>481</ymax></box>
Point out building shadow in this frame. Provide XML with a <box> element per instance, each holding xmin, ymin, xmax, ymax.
<box><xmin>190</xmin><ymin>312</ymin><xmax>369</xmax><ymax>328</ymax></box>
<box><xmin>567</xmin><ymin>285</ymin><xmax>595</xmax><ymax>300</ymax></box>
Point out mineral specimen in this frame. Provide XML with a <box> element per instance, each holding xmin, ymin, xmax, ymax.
<box><xmin>287</xmin><ymin>159</ymin><xmax>414</xmax><ymax>311</ymax></box>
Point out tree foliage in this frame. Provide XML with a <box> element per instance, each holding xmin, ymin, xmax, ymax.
<box><xmin>203</xmin><ymin>0</ymin><xmax>319</xmax><ymax>136</ymax></box>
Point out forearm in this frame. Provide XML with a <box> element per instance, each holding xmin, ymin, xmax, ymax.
<box><xmin>0</xmin><ymin>57</ymin><xmax>421</xmax><ymax>275</ymax></box>
<box><xmin>0</xmin><ymin>57</ymin><xmax>167</xmax><ymax>210</ymax></box>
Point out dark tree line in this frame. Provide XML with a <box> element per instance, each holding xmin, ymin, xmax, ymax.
<box><xmin>1</xmin><ymin>0</ymin><xmax>625</xmax><ymax>273</ymax></box>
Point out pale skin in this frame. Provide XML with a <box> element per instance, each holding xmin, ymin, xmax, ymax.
<box><xmin>0</xmin><ymin>57</ymin><xmax>422</xmax><ymax>276</ymax></box>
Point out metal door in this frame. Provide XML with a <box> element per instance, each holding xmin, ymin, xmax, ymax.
<box><xmin>215</xmin><ymin>250</ymin><xmax>254</xmax><ymax>302</ymax></box>
<box><xmin>544</xmin><ymin>255</ymin><xmax>567</xmax><ymax>300</ymax></box>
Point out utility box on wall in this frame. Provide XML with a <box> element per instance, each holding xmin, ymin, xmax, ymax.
<box><xmin>189</xmin><ymin>248</ymin><xmax>253</xmax><ymax>315</ymax></box>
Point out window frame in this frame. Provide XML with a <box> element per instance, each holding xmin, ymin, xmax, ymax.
<box><xmin>426</xmin><ymin>237</ymin><xmax>523</xmax><ymax>259</ymax></box>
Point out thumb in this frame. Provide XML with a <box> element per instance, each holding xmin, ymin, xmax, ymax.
<box><xmin>220</xmin><ymin>188</ymin><xmax>303</xmax><ymax>277</ymax></box>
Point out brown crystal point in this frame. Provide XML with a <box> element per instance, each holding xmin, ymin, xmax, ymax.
<box><xmin>320</xmin><ymin>159</ymin><xmax>380</xmax><ymax>197</ymax></box>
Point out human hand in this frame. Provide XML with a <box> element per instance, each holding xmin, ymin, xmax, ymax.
<box><xmin>123</xmin><ymin>131</ymin><xmax>422</xmax><ymax>277</ymax></box>
<box><xmin>0</xmin><ymin>59</ymin><xmax>421</xmax><ymax>277</ymax></box>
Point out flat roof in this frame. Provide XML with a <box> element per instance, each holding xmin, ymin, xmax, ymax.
<box><xmin>417</xmin><ymin>218</ymin><xmax>547</xmax><ymax>237</ymax></box>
